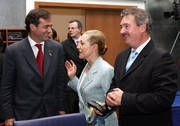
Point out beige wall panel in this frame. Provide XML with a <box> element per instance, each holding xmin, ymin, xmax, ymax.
<box><xmin>41</xmin><ymin>6</ymin><xmax>129</xmax><ymax>66</ymax></box>
<box><xmin>86</xmin><ymin>9</ymin><xmax>128</xmax><ymax>66</ymax></box>
<box><xmin>42</xmin><ymin>7</ymin><xmax>85</xmax><ymax>41</ymax></box>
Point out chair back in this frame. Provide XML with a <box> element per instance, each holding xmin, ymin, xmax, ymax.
<box><xmin>14</xmin><ymin>113</ymin><xmax>86</xmax><ymax>126</ymax></box>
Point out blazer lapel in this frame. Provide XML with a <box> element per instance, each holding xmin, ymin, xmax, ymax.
<box><xmin>119</xmin><ymin>48</ymin><xmax>131</xmax><ymax>79</ymax></box>
<box><xmin>121</xmin><ymin>40</ymin><xmax>154</xmax><ymax>79</ymax></box>
<box><xmin>79</xmin><ymin>57</ymin><xmax>102</xmax><ymax>91</ymax></box>
<box><xmin>69</xmin><ymin>38</ymin><xmax>80</xmax><ymax>58</ymax></box>
<box><xmin>43</xmin><ymin>40</ymin><xmax>52</xmax><ymax>79</ymax></box>
<box><xmin>80</xmin><ymin>68</ymin><xmax>97</xmax><ymax>91</ymax></box>
<box><xmin>22</xmin><ymin>38</ymin><xmax>41</xmax><ymax>76</ymax></box>
<box><xmin>69</xmin><ymin>39</ymin><xmax>77</xmax><ymax>50</ymax></box>
<box><xmin>125</xmin><ymin>54</ymin><xmax>144</xmax><ymax>75</ymax></box>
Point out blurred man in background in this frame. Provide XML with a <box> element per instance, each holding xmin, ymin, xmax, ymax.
<box><xmin>61</xmin><ymin>19</ymin><xmax>87</xmax><ymax>113</ymax></box>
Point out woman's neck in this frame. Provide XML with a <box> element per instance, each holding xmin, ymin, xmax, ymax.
<box><xmin>87</xmin><ymin>54</ymin><xmax>99</xmax><ymax>68</ymax></box>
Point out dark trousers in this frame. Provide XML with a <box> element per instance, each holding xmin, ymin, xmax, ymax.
<box><xmin>66</xmin><ymin>87</ymin><xmax>79</xmax><ymax>113</ymax></box>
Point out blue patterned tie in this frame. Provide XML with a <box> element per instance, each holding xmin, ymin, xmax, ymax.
<box><xmin>126</xmin><ymin>50</ymin><xmax>138</xmax><ymax>72</ymax></box>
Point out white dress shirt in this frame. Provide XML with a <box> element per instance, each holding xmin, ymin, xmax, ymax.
<box><xmin>28</xmin><ymin>36</ymin><xmax>45</xmax><ymax>58</ymax></box>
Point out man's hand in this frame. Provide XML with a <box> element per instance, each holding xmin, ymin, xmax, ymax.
<box><xmin>5</xmin><ymin>118</ymin><xmax>15</xmax><ymax>126</ymax></box>
<box><xmin>106</xmin><ymin>88</ymin><xmax>124</xmax><ymax>107</ymax></box>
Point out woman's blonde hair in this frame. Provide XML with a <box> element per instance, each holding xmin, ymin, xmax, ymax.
<box><xmin>83</xmin><ymin>30</ymin><xmax>107</xmax><ymax>55</ymax></box>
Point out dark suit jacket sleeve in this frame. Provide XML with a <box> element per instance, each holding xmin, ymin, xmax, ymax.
<box><xmin>0</xmin><ymin>53</ymin><xmax>3</xmax><ymax>85</ymax></box>
<box><xmin>61</xmin><ymin>41</ymin><xmax>67</xmax><ymax>61</ymax></box>
<box><xmin>109</xmin><ymin>49</ymin><xmax>177</xmax><ymax>115</ymax></box>
<box><xmin>0</xmin><ymin>47</ymin><xmax>16</xmax><ymax>120</ymax></box>
<box><xmin>56</xmin><ymin>45</ymin><xmax>69</xmax><ymax>111</ymax></box>
<box><xmin>0</xmin><ymin>53</ymin><xmax>4</xmax><ymax>121</ymax></box>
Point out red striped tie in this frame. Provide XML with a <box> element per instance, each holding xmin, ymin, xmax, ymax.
<box><xmin>76</xmin><ymin>40</ymin><xmax>79</xmax><ymax>47</ymax></box>
<box><xmin>35</xmin><ymin>44</ymin><xmax>44</xmax><ymax>78</ymax></box>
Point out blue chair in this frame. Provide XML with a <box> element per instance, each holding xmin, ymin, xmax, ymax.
<box><xmin>176</xmin><ymin>90</ymin><xmax>180</xmax><ymax>96</ymax></box>
<box><xmin>172</xmin><ymin>92</ymin><xmax>180</xmax><ymax>126</ymax></box>
<box><xmin>14</xmin><ymin>113</ymin><xmax>86</xmax><ymax>126</ymax></box>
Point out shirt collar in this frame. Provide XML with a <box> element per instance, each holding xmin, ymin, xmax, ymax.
<box><xmin>28</xmin><ymin>35</ymin><xmax>45</xmax><ymax>47</ymax></box>
<box><xmin>132</xmin><ymin>37</ymin><xmax>151</xmax><ymax>54</ymax></box>
<box><xmin>72</xmin><ymin>36</ymin><xmax>81</xmax><ymax>45</ymax></box>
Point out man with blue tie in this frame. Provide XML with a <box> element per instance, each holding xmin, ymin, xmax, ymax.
<box><xmin>0</xmin><ymin>8</ymin><xmax>68</xmax><ymax>126</ymax></box>
<box><xmin>106</xmin><ymin>8</ymin><xmax>177</xmax><ymax>126</ymax></box>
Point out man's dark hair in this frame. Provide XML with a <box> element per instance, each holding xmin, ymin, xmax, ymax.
<box><xmin>52</xmin><ymin>28</ymin><xmax>57</xmax><ymax>39</ymax></box>
<box><xmin>68</xmin><ymin>19</ymin><xmax>83</xmax><ymax>30</ymax></box>
<box><xmin>25</xmin><ymin>8</ymin><xmax>51</xmax><ymax>33</ymax></box>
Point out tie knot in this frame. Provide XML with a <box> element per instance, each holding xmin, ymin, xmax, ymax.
<box><xmin>35</xmin><ymin>44</ymin><xmax>42</xmax><ymax>49</ymax></box>
<box><xmin>76</xmin><ymin>40</ymin><xmax>79</xmax><ymax>46</ymax></box>
<box><xmin>130</xmin><ymin>50</ymin><xmax>138</xmax><ymax>60</ymax></box>
<box><xmin>132</xmin><ymin>50</ymin><xmax>138</xmax><ymax>55</ymax></box>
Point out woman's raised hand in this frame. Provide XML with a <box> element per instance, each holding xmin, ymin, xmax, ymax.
<box><xmin>65</xmin><ymin>60</ymin><xmax>77</xmax><ymax>80</ymax></box>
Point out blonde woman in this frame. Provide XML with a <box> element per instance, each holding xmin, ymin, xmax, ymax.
<box><xmin>65</xmin><ymin>30</ymin><xmax>118</xmax><ymax>126</ymax></box>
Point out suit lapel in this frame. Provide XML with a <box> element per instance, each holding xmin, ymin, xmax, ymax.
<box><xmin>81</xmin><ymin>69</ymin><xmax>97</xmax><ymax>91</ymax></box>
<box><xmin>123</xmin><ymin>49</ymin><xmax>131</xmax><ymax>74</ymax></box>
<box><xmin>43</xmin><ymin>40</ymin><xmax>53</xmax><ymax>79</ymax></box>
<box><xmin>22</xmin><ymin>38</ymin><xmax>41</xmax><ymax>76</ymax></box>
<box><xmin>121</xmin><ymin>40</ymin><xmax>154</xmax><ymax>79</ymax></box>
<box><xmin>79</xmin><ymin>57</ymin><xmax>102</xmax><ymax>91</ymax></box>
<box><xmin>125</xmin><ymin>53</ymin><xmax>144</xmax><ymax>75</ymax></box>
<box><xmin>69</xmin><ymin>38</ymin><xmax>77</xmax><ymax>49</ymax></box>
<box><xmin>118</xmin><ymin>48</ymin><xmax>131</xmax><ymax>79</ymax></box>
<box><xmin>69</xmin><ymin>38</ymin><xmax>80</xmax><ymax>58</ymax></box>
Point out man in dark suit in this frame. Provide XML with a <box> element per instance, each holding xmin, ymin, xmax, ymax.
<box><xmin>61</xmin><ymin>20</ymin><xmax>86</xmax><ymax>113</ymax></box>
<box><xmin>106</xmin><ymin>8</ymin><xmax>177</xmax><ymax>126</ymax></box>
<box><xmin>0</xmin><ymin>8</ymin><xmax>68</xmax><ymax>126</ymax></box>
<box><xmin>0</xmin><ymin>37</ymin><xmax>4</xmax><ymax>124</ymax></box>
<box><xmin>0</xmin><ymin>37</ymin><xmax>4</xmax><ymax>85</ymax></box>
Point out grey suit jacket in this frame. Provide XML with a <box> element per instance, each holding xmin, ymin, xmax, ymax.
<box><xmin>68</xmin><ymin>57</ymin><xmax>118</xmax><ymax>126</ymax></box>
<box><xmin>0</xmin><ymin>37</ymin><xmax>68</xmax><ymax>120</ymax></box>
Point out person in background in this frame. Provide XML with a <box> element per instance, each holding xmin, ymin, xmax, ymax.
<box><xmin>48</xmin><ymin>28</ymin><xmax>60</xmax><ymax>42</ymax></box>
<box><xmin>65</xmin><ymin>30</ymin><xmax>118</xmax><ymax>126</ymax></box>
<box><xmin>61</xmin><ymin>19</ymin><xmax>87</xmax><ymax>114</ymax></box>
<box><xmin>0</xmin><ymin>8</ymin><xmax>68</xmax><ymax>126</ymax></box>
<box><xmin>0</xmin><ymin>36</ymin><xmax>4</xmax><ymax>85</ymax></box>
<box><xmin>105</xmin><ymin>8</ymin><xmax>177</xmax><ymax>126</ymax></box>
<box><xmin>0</xmin><ymin>36</ymin><xmax>4</xmax><ymax>125</ymax></box>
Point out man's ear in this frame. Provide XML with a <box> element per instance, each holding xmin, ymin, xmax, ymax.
<box><xmin>79</xmin><ymin>28</ymin><xmax>82</xmax><ymax>33</ymax></box>
<box><xmin>30</xmin><ymin>24</ymin><xmax>36</xmax><ymax>32</ymax></box>
<box><xmin>93</xmin><ymin>43</ymin><xmax>98</xmax><ymax>51</ymax></box>
<box><xmin>140</xmin><ymin>24</ymin><xmax>146</xmax><ymax>33</ymax></box>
